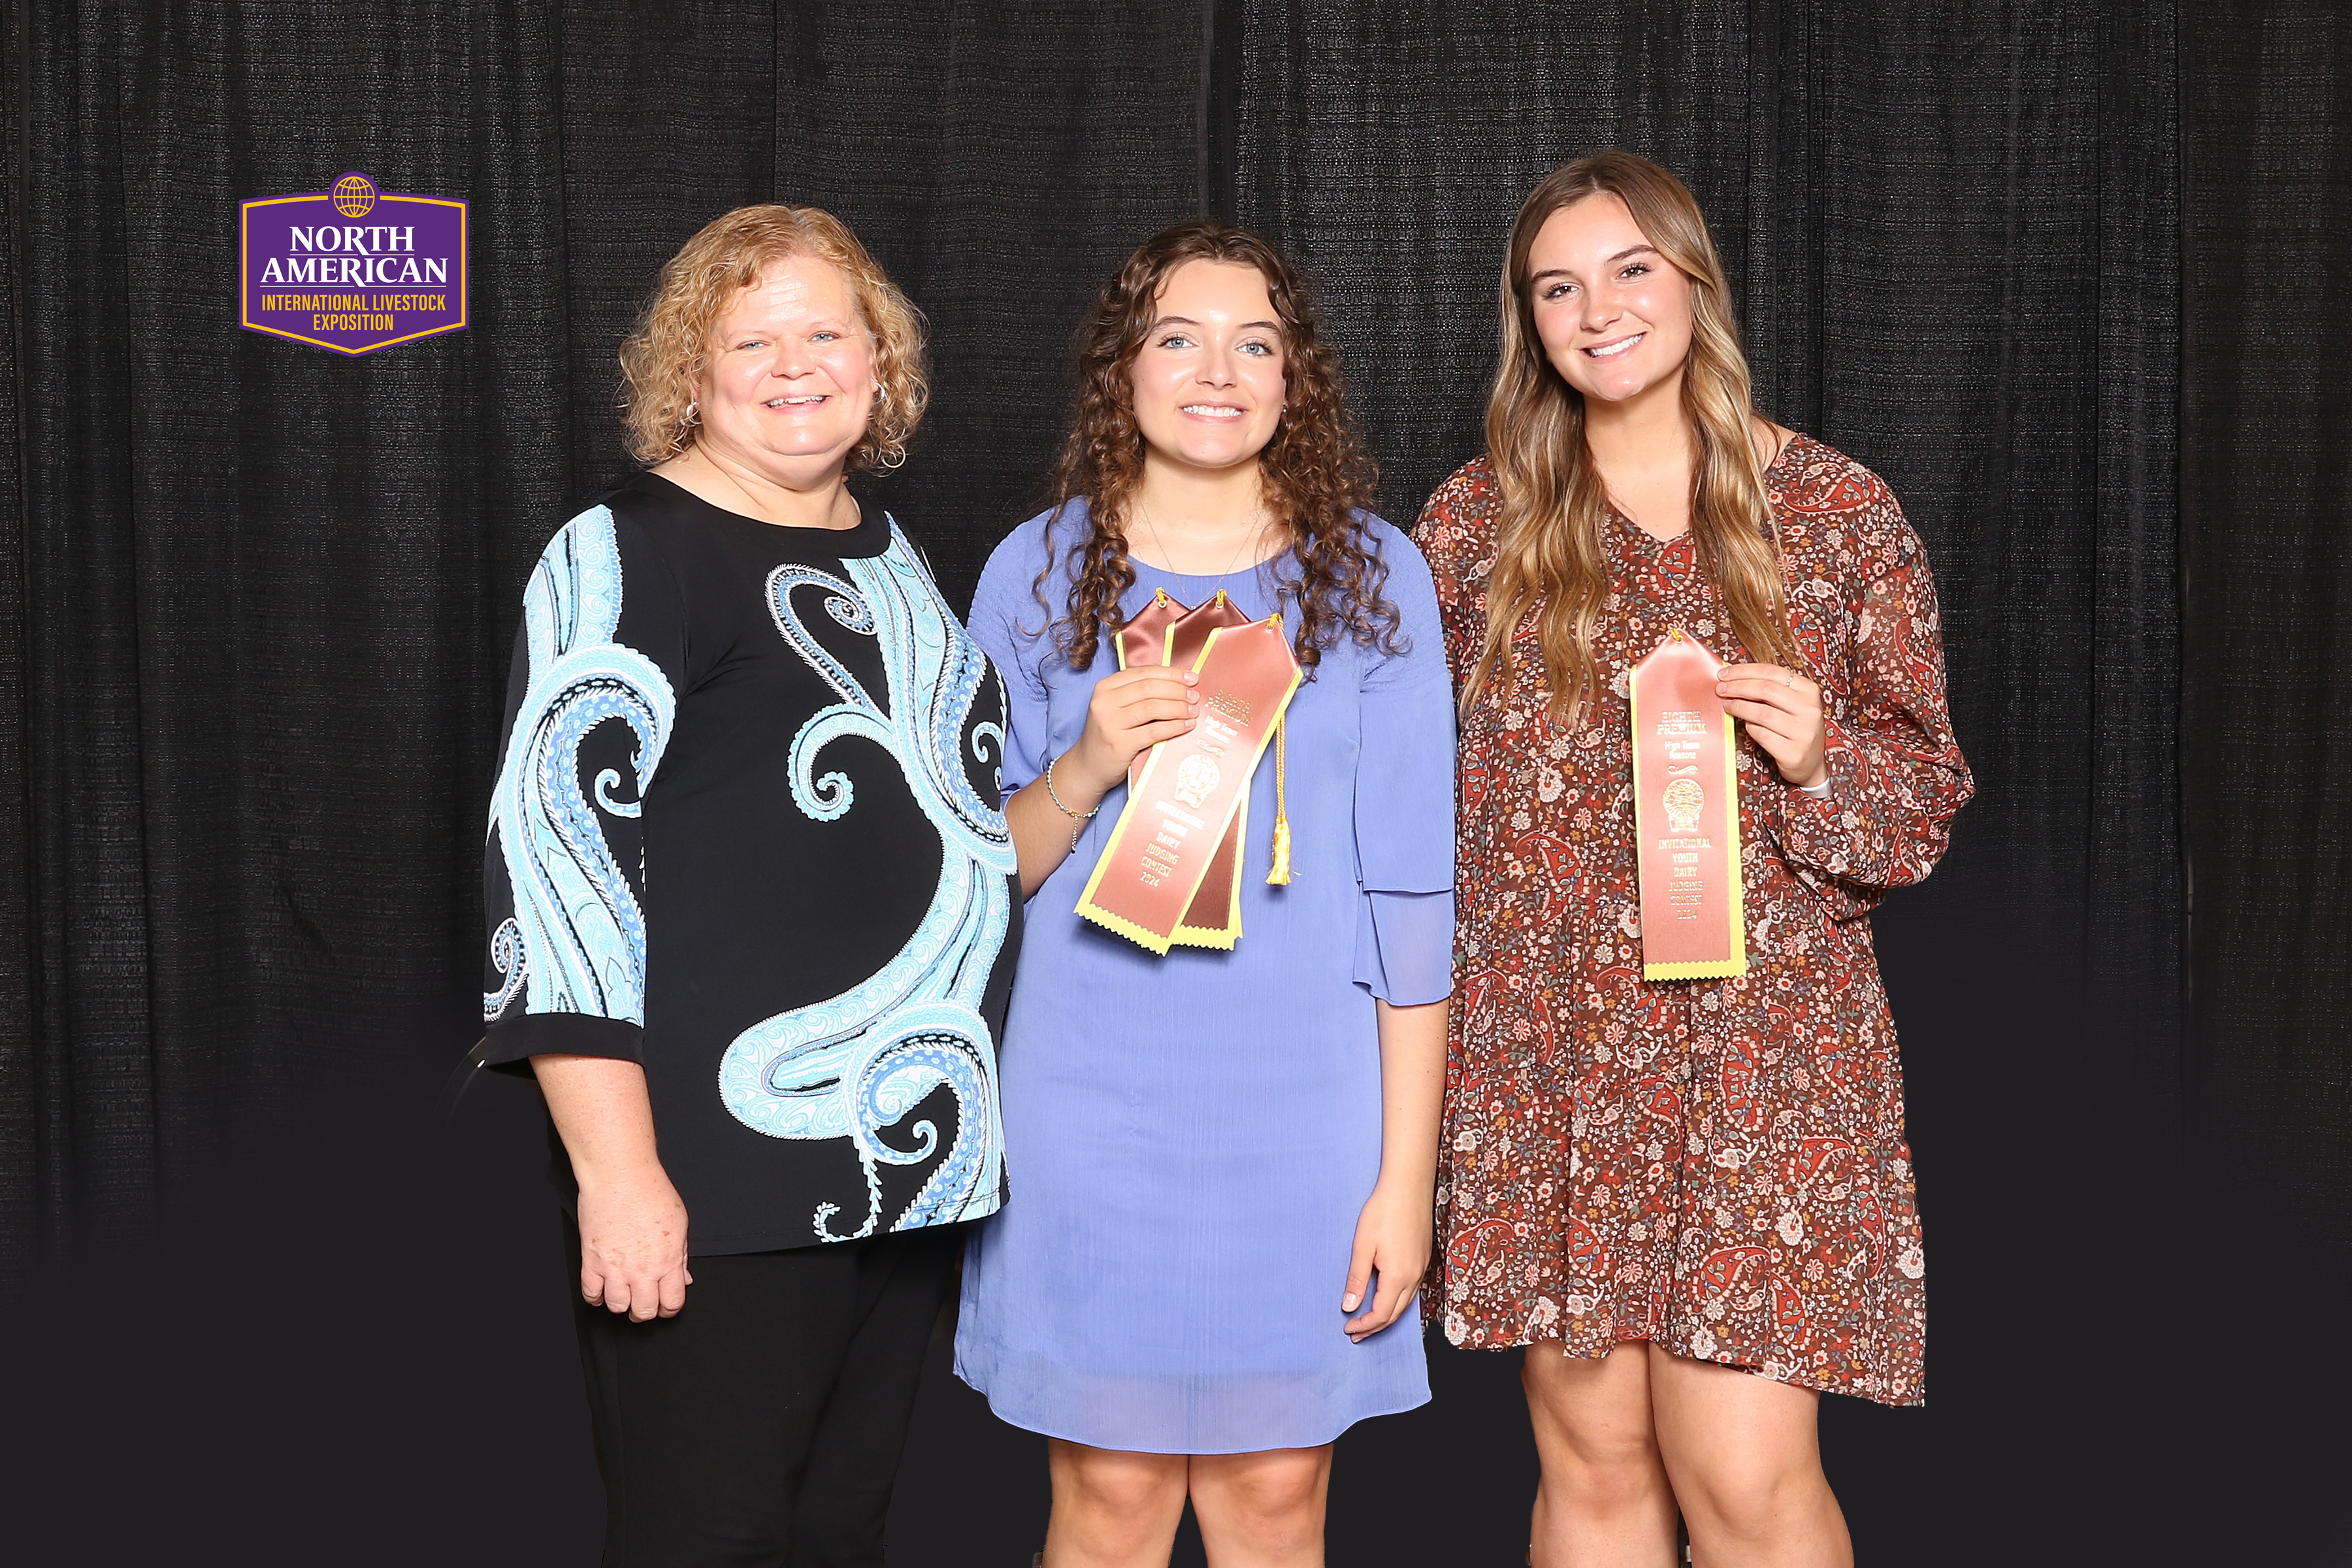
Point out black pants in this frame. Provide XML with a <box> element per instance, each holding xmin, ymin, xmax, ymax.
<box><xmin>564</xmin><ymin>1215</ymin><xmax>962</xmax><ymax>1568</ymax></box>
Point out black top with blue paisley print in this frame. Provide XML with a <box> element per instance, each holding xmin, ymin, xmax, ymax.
<box><xmin>481</xmin><ymin>471</ymin><xmax>1021</xmax><ymax>1254</ymax></box>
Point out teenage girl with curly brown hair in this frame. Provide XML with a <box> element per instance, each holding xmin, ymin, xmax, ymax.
<box><xmin>955</xmin><ymin>221</ymin><xmax>1457</xmax><ymax>1568</ymax></box>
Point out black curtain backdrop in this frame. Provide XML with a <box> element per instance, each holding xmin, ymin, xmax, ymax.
<box><xmin>558</xmin><ymin>3</ymin><xmax>1217</xmax><ymax>543</ymax></box>
<box><xmin>0</xmin><ymin>2</ymin><xmax>2345</xmax><ymax>1564</ymax></box>
<box><xmin>2174</xmin><ymin>5</ymin><xmax>2352</xmax><ymax>1533</ymax></box>
<box><xmin>3</xmin><ymin>0</ymin><xmax>576</xmax><ymax>1248</ymax></box>
<box><xmin>2183</xmin><ymin>0</ymin><xmax>2352</xmax><ymax>1275</ymax></box>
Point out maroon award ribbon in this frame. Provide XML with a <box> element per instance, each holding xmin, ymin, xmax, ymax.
<box><xmin>1116</xmin><ymin>591</ymin><xmax>1254</xmax><ymax>947</ymax></box>
<box><xmin>1077</xmin><ymin>613</ymin><xmax>1302</xmax><ymax>955</ymax></box>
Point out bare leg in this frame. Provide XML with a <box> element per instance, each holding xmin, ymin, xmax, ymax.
<box><xmin>1189</xmin><ymin>1445</ymin><xmax>1332</xmax><ymax>1568</ymax></box>
<box><xmin>1522</xmin><ymin>1341</ymin><xmax>1680</xmax><ymax>1567</ymax></box>
<box><xmin>1647</xmin><ymin>1347</ymin><xmax>1850</xmax><ymax>1568</ymax></box>
<box><xmin>1044</xmin><ymin>1439</ymin><xmax>1190</xmax><ymax>1568</ymax></box>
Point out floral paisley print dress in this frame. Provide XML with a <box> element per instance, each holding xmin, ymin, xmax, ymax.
<box><xmin>1416</xmin><ymin>436</ymin><xmax>1972</xmax><ymax>1405</ymax></box>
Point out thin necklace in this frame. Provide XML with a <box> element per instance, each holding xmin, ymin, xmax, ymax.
<box><xmin>1137</xmin><ymin>500</ymin><xmax>1270</xmax><ymax>599</ymax></box>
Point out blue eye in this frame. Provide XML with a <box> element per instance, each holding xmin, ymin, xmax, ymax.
<box><xmin>812</xmin><ymin>331</ymin><xmax>838</xmax><ymax>342</ymax></box>
<box><xmin>1158</xmin><ymin>333</ymin><xmax>1195</xmax><ymax>350</ymax></box>
<box><xmin>1239</xmin><ymin>340</ymin><xmax>1273</xmax><ymax>357</ymax></box>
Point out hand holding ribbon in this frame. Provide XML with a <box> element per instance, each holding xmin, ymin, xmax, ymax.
<box><xmin>1007</xmin><ymin>664</ymin><xmax>1200</xmax><ymax>896</ymax></box>
<box><xmin>1064</xmin><ymin>664</ymin><xmax>1202</xmax><ymax>801</ymax></box>
<box><xmin>1075</xmin><ymin>615</ymin><xmax>1302</xmax><ymax>954</ymax></box>
<box><xmin>1716</xmin><ymin>662</ymin><xmax>1827</xmax><ymax>789</ymax></box>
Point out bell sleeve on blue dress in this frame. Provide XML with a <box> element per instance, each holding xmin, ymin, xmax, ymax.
<box><xmin>478</xmin><ymin>504</ymin><xmax>687</xmax><ymax>1068</ymax></box>
<box><xmin>1350</xmin><ymin>523</ymin><xmax>1458</xmax><ymax>1006</ymax></box>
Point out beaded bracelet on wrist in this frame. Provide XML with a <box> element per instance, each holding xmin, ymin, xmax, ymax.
<box><xmin>1043</xmin><ymin>753</ymin><xmax>1100</xmax><ymax>851</ymax></box>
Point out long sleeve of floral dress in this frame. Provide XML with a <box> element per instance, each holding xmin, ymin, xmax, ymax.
<box><xmin>1772</xmin><ymin>485</ymin><xmax>1971</xmax><ymax>920</ymax></box>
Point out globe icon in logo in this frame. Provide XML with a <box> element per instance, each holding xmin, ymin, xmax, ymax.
<box><xmin>1663</xmin><ymin>776</ymin><xmax>1705</xmax><ymax>834</ymax></box>
<box><xmin>333</xmin><ymin>172</ymin><xmax>377</xmax><ymax>218</ymax></box>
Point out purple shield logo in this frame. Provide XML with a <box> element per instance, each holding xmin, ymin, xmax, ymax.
<box><xmin>240</xmin><ymin>172</ymin><xmax>468</xmax><ymax>355</ymax></box>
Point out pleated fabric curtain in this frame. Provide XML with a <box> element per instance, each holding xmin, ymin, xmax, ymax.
<box><xmin>0</xmin><ymin>49</ymin><xmax>29</xmax><ymax>1292</ymax></box>
<box><xmin>2174</xmin><ymin>7</ymin><xmax>2352</xmax><ymax>1527</ymax></box>
<box><xmin>2181</xmin><ymin>0</ymin><xmax>2352</xmax><ymax>1255</ymax></box>
<box><xmin>559</xmin><ymin>2</ymin><xmax>1213</xmax><ymax>604</ymax></box>
<box><xmin>557</xmin><ymin>1</ymin><xmax>780</xmax><ymax>509</ymax></box>
<box><xmin>559</xmin><ymin>1</ymin><xmax>1215</xmax><ymax>605</ymax></box>
<box><xmin>1</xmin><ymin>0</ymin><xmax>576</xmax><ymax>1284</ymax></box>
<box><xmin>766</xmin><ymin>2</ymin><xmax>1213</xmax><ymax>604</ymax></box>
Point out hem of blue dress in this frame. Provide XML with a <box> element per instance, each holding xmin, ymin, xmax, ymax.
<box><xmin>953</xmin><ymin>1355</ymin><xmax>1430</xmax><ymax>1456</ymax></box>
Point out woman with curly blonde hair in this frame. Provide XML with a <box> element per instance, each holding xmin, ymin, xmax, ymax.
<box><xmin>955</xmin><ymin>221</ymin><xmax>1456</xmax><ymax>1568</ymax></box>
<box><xmin>481</xmin><ymin>203</ymin><xmax>1018</xmax><ymax>1566</ymax></box>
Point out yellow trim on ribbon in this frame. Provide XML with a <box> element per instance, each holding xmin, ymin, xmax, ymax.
<box><xmin>1073</xmin><ymin>620</ymin><xmax>1301</xmax><ymax>955</ymax></box>
<box><xmin>1629</xmin><ymin>630</ymin><xmax>1748</xmax><ymax>981</ymax></box>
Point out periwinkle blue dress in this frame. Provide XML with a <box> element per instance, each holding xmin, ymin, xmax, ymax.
<box><xmin>955</xmin><ymin>502</ymin><xmax>1456</xmax><ymax>1454</ymax></box>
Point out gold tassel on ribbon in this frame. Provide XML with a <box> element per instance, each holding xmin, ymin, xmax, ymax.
<box><xmin>1265</xmin><ymin>611</ymin><xmax>1296</xmax><ymax>885</ymax></box>
<box><xmin>1266</xmin><ymin>713</ymin><xmax>1294</xmax><ymax>885</ymax></box>
<box><xmin>1260</xmin><ymin>611</ymin><xmax>1298</xmax><ymax>883</ymax></box>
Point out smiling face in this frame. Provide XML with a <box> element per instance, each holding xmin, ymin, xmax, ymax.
<box><xmin>1526</xmin><ymin>191</ymin><xmax>1696</xmax><ymax>408</ymax></box>
<box><xmin>1128</xmin><ymin>258</ymin><xmax>1287</xmax><ymax>474</ymax></box>
<box><xmin>692</xmin><ymin>253</ymin><xmax>877</xmax><ymax>486</ymax></box>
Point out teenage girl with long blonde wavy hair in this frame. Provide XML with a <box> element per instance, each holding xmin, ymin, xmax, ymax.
<box><xmin>1417</xmin><ymin>152</ymin><xmax>1972</xmax><ymax>1568</ymax></box>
